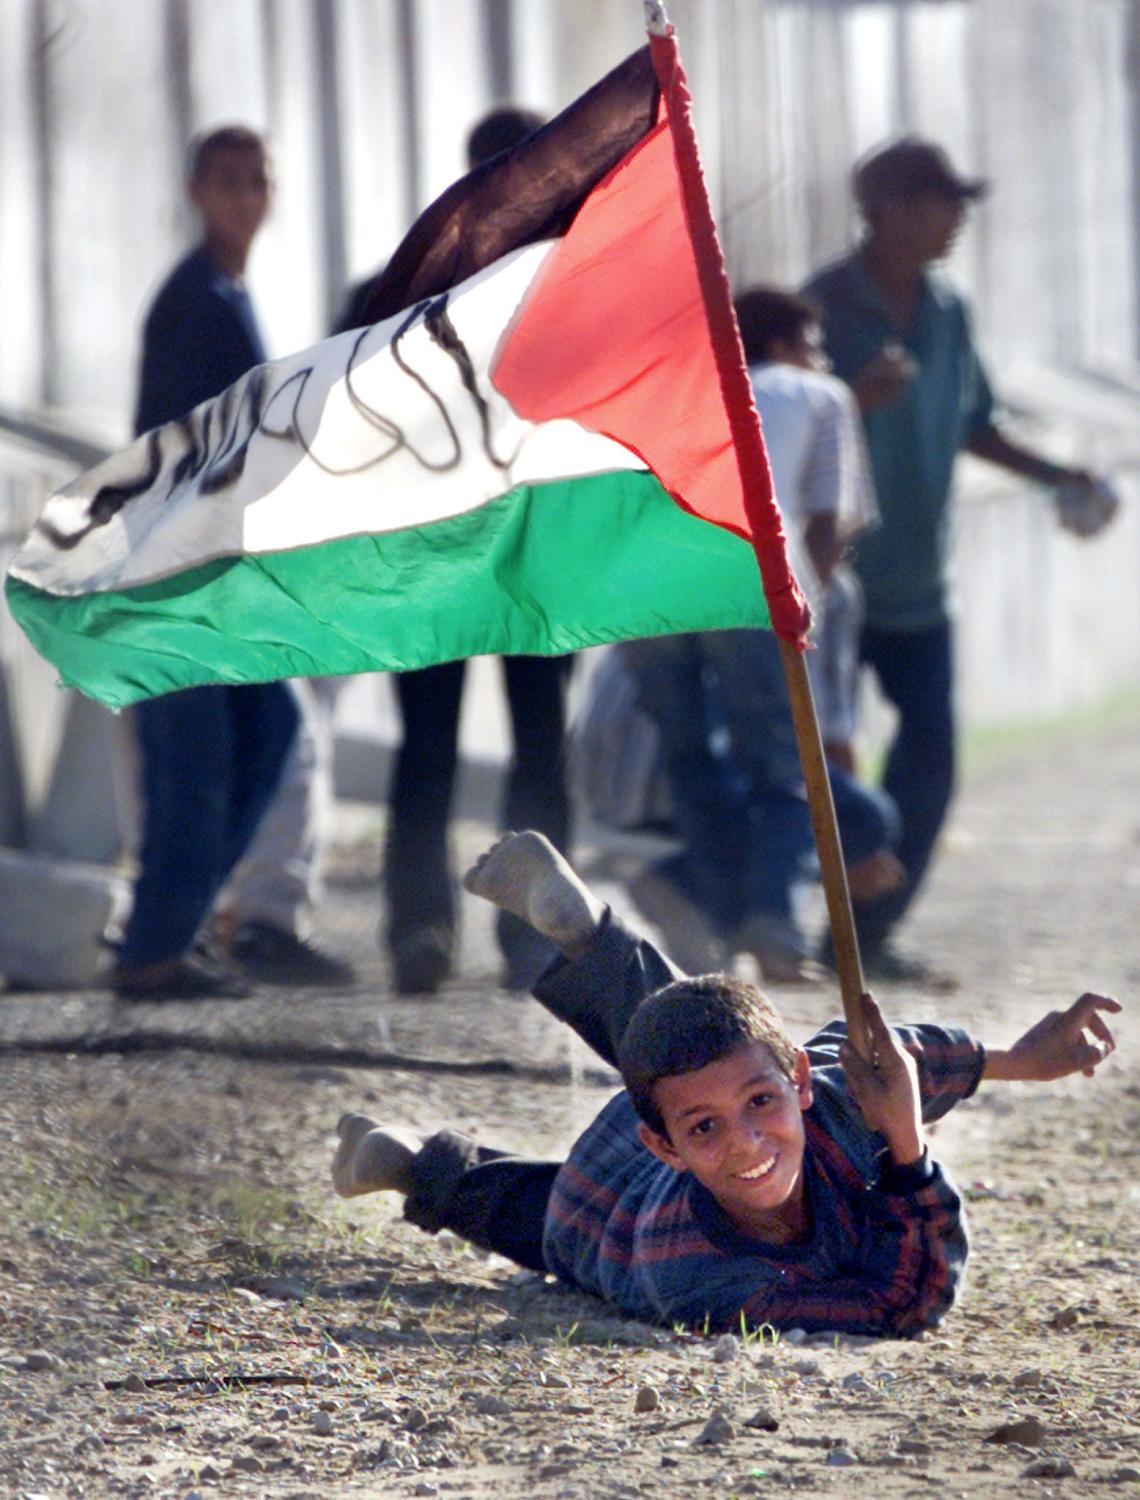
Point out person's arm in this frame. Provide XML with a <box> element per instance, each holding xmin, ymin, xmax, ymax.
<box><xmin>966</xmin><ymin>423</ymin><xmax>1089</xmax><ymax>488</ymax></box>
<box><xmin>736</xmin><ymin>995</ymin><xmax>965</xmax><ymax>1338</ymax></box>
<box><xmin>982</xmin><ymin>992</ymin><xmax>1121</xmax><ymax>1082</ymax></box>
<box><xmin>803</xmin><ymin>513</ymin><xmax>840</xmax><ymax>585</ymax></box>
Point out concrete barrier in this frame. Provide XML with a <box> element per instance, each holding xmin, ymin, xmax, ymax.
<box><xmin>0</xmin><ymin>848</ymin><xmax>129</xmax><ymax>990</ymax></box>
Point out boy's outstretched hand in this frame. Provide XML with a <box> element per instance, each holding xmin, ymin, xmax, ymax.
<box><xmin>840</xmin><ymin>993</ymin><xmax>925</xmax><ymax>1166</ymax></box>
<box><xmin>983</xmin><ymin>993</ymin><xmax>1121</xmax><ymax>1083</ymax></box>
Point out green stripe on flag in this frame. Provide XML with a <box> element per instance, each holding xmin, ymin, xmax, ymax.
<box><xmin>6</xmin><ymin>470</ymin><xmax>770</xmax><ymax>709</ymax></box>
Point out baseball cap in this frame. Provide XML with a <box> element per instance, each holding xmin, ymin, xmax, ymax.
<box><xmin>854</xmin><ymin>137</ymin><xmax>989</xmax><ymax>208</ymax></box>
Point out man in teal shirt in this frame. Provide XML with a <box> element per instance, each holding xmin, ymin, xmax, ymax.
<box><xmin>806</xmin><ymin>138</ymin><xmax>1112</xmax><ymax>980</ymax></box>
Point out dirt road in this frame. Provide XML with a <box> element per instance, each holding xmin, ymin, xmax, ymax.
<box><xmin>0</xmin><ymin>712</ymin><xmax>1136</xmax><ymax>1499</ymax></box>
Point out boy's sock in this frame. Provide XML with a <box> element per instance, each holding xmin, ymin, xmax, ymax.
<box><xmin>463</xmin><ymin>831</ymin><xmax>605</xmax><ymax>959</ymax></box>
<box><xmin>332</xmin><ymin>1113</ymin><xmax>423</xmax><ymax>1198</ymax></box>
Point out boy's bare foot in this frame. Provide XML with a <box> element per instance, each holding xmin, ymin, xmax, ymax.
<box><xmin>332</xmin><ymin>1112</ymin><xmax>423</xmax><ymax>1198</ymax></box>
<box><xmin>463</xmin><ymin>831</ymin><xmax>605</xmax><ymax>959</ymax></box>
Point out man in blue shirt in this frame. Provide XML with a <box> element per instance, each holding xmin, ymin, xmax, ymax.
<box><xmin>805</xmin><ymin>138</ymin><xmax>1113</xmax><ymax>981</ymax></box>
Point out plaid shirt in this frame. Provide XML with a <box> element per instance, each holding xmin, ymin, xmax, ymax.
<box><xmin>542</xmin><ymin>1020</ymin><xmax>983</xmax><ymax>1338</ymax></box>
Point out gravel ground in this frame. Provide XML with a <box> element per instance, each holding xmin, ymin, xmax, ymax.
<box><xmin>0</xmin><ymin>712</ymin><xmax>1137</xmax><ymax>1500</ymax></box>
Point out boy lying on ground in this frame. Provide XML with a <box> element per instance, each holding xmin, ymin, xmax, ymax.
<box><xmin>332</xmin><ymin>832</ymin><xmax>1119</xmax><ymax>1338</ymax></box>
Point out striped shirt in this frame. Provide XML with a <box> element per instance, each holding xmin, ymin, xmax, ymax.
<box><xmin>542</xmin><ymin>1020</ymin><xmax>983</xmax><ymax>1338</ymax></box>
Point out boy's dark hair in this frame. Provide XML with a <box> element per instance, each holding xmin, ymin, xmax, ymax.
<box><xmin>189</xmin><ymin>125</ymin><xmax>268</xmax><ymax>184</ymax></box>
<box><xmin>734</xmin><ymin>286</ymin><xmax>823</xmax><ymax>365</ymax></box>
<box><xmin>617</xmin><ymin>974</ymin><xmax>800</xmax><ymax>1138</ymax></box>
<box><xmin>466</xmin><ymin>106</ymin><xmax>546</xmax><ymax>169</ymax></box>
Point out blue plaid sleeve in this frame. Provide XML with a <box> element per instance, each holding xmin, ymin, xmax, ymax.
<box><xmin>804</xmin><ymin>1018</ymin><xmax>985</xmax><ymax>1123</ymax></box>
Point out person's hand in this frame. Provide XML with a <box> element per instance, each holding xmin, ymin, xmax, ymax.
<box><xmin>1054</xmin><ymin>474</ymin><xmax>1121</xmax><ymax>538</ymax></box>
<box><xmin>852</xmin><ymin>343</ymin><xmax>918</xmax><ymax>412</ymax></box>
<box><xmin>985</xmin><ymin>993</ymin><xmax>1121</xmax><ymax>1082</ymax></box>
<box><xmin>840</xmin><ymin>992</ymin><xmax>924</xmax><ymax>1165</ymax></box>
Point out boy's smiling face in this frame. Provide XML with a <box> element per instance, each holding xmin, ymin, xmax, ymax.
<box><xmin>637</xmin><ymin>1041</ymin><xmax>814</xmax><ymax>1244</ymax></box>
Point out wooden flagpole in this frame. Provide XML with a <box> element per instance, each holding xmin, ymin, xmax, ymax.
<box><xmin>778</xmin><ymin>640</ymin><xmax>871</xmax><ymax>1058</ymax></box>
<box><xmin>645</xmin><ymin>0</ymin><xmax>871</xmax><ymax>1058</ymax></box>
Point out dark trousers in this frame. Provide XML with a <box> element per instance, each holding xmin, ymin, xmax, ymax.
<box><xmin>855</xmin><ymin>620</ymin><xmax>955</xmax><ymax>953</ymax></box>
<box><xmin>403</xmin><ymin>913</ymin><xmax>678</xmax><ymax>1264</ymax></box>
<box><xmin>119</xmin><ymin>683</ymin><xmax>299</xmax><ymax>966</ymax></box>
<box><xmin>384</xmin><ymin>655</ymin><xmax>574</xmax><ymax>970</ymax></box>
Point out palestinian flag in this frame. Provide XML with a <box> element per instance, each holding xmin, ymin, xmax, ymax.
<box><xmin>6</xmin><ymin>33</ymin><xmax>808</xmax><ymax>711</ymax></box>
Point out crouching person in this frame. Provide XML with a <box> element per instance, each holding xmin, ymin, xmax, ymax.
<box><xmin>332</xmin><ymin>832</ymin><xmax>1119</xmax><ymax>1339</ymax></box>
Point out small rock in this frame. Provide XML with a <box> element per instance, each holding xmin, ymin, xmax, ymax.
<box><xmin>1050</xmin><ymin>1306</ymin><xmax>1081</xmax><ymax>1330</ymax></box>
<box><xmin>122</xmin><ymin>1372</ymin><xmax>147</xmax><ymax>1393</ymax></box>
<box><xmin>695</xmin><ymin>1407</ymin><xmax>735</xmax><ymax>1445</ymax></box>
<box><xmin>249</xmin><ymin>1433</ymin><xmax>281</xmax><ymax>1451</ymax></box>
<box><xmin>781</xmin><ymin>1327</ymin><xmax>808</xmax><ymax>1346</ymax></box>
<box><xmin>312</xmin><ymin>1409</ymin><xmax>334</xmax><ymax>1436</ymax></box>
<box><xmin>543</xmin><ymin>1372</ymin><xmax>571</xmax><ymax>1389</ymax></box>
<box><xmin>825</xmin><ymin>1447</ymin><xmax>859</xmax><ymax>1467</ymax></box>
<box><xmin>404</xmin><ymin>1405</ymin><xmax>429</xmax><ymax>1431</ymax></box>
<box><xmin>251</xmin><ymin>1275</ymin><xmax>309</xmax><ymax>1303</ymax></box>
<box><xmin>473</xmin><ymin>1393</ymin><xmax>512</xmax><ymax>1416</ymax></box>
<box><xmin>413</xmin><ymin>1486</ymin><xmax>439</xmax><ymax>1497</ymax></box>
<box><xmin>230</xmin><ymin>1454</ymin><xmax>264</xmax><ymax>1474</ymax></box>
<box><xmin>23</xmin><ymin>1350</ymin><xmax>61</xmax><ymax>1373</ymax></box>
<box><xmin>792</xmin><ymin>1358</ymin><xmax>820</xmax><ymax>1376</ymax></box>
<box><xmin>198</xmin><ymin>1462</ymin><xmax>222</xmax><ymax>1480</ymax></box>
<box><xmin>984</xmin><ymin>1415</ymin><xmax>1045</xmax><ymax>1447</ymax></box>
<box><xmin>1109</xmin><ymin>1466</ymin><xmax>1140</xmax><ymax>1483</ymax></box>
<box><xmin>1013</xmin><ymin>1367</ymin><xmax>1043</xmax><ymax>1389</ymax></box>
<box><xmin>743</xmin><ymin>1407</ymin><xmax>778</xmax><ymax>1431</ymax></box>
<box><xmin>1021</xmin><ymin>1456</ymin><xmax>1076</xmax><ymax>1478</ymax></box>
<box><xmin>634</xmin><ymin>1385</ymin><xmax>661</xmax><ymax>1413</ymax></box>
<box><xmin>712</xmin><ymin>1333</ymin><xmax>739</xmax><ymax>1364</ymax></box>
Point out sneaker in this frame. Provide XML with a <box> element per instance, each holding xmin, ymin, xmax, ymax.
<box><xmin>863</xmin><ymin>943</ymin><xmax>959</xmax><ymax>992</ymax></box>
<box><xmin>112</xmin><ymin>954</ymin><xmax>253</xmax><ymax>1001</ymax></box>
<box><xmin>746</xmin><ymin>943</ymin><xmax>831</xmax><ymax>987</ymax></box>
<box><xmin>229</xmin><ymin>920</ymin><xmax>356</xmax><ymax>988</ymax></box>
<box><xmin>391</xmin><ymin>926</ymin><xmax>452</xmax><ymax>996</ymax></box>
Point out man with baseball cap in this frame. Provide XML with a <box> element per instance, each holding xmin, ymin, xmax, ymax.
<box><xmin>804</xmin><ymin>136</ymin><xmax>1117</xmax><ymax>984</ymax></box>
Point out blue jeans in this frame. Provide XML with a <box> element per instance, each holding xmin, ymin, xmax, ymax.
<box><xmin>622</xmin><ymin>631</ymin><xmax>815</xmax><ymax>953</ymax></box>
<box><xmin>856</xmin><ymin>620</ymin><xmax>955</xmax><ymax>953</ymax></box>
<box><xmin>829</xmin><ymin>763</ymin><xmax>900</xmax><ymax>868</ymax></box>
<box><xmin>385</xmin><ymin>654</ymin><xmax>573</xmax><ymax>972</ymax></box>
<box><xmin>622</xmin><ymin>632</ymin><xmax>902</xmax><ymax>954</ymax></box>
<box><xmin>118</xmin><ymin>683</ymin><xmax>299</xmax><ymax>966</ymax></box>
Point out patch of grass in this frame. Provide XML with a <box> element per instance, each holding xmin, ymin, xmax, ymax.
<box><xmin>738</xmin><ymin>1313</ymin><xmax>781</xmax><ymax>1348</ymax></box>
<box><xmin>959</xmin><ymin>689</ymin><xmax>1140</xmax><ymax>777</ymax></box>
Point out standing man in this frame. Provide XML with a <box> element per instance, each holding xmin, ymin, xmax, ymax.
<box><xmin>340</xmin><ymin>106</ymin><xmax>574</xmax><ymax>996</ymax></box>
<box><xmin>112</xmin><ymin>126</ymin><xmax>299</xmax><ymax>999</ymax></box>
<box><xmin>805</xmin><ymin>137</ymin><xmax>1116</xmax><ymax>981</ymax></box>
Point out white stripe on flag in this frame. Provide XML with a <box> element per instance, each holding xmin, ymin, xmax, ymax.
<box><xmin>13</xmin><ymin>242</ymin><xmax>642</xmax><ymax>598</ymax></box>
